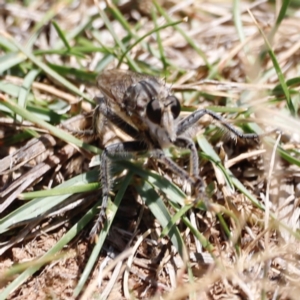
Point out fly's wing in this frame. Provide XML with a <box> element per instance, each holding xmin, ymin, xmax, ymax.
<box><xmin>97</xmin><ymin>69</ymin><xmax>160</xmax><ymax>106</ymax></box>
<box><xmin>96</xmin><ymin>69</ymin><xmax>166</xmax><ymax>134</ymax></box>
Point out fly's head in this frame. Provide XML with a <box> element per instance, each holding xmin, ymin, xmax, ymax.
<box><xmin>123</xmin><ymin>77</ymin><xmax>181</xmax><ymax>147</ymax></box>
<box><xmin>97</xmin><ymin>69</ymin><xmax>182</xmax><ymax>148</ymax></box>
<box><xmin>146</xmin><ymin>92</ymin><xmax>181</xmax><ymax>147</ymax></box>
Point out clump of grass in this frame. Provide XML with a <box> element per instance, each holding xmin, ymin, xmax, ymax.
<box><xmin>1</xmin><ymin>1</ymin><xmax>300</xmax><ymax>299</ymax></box>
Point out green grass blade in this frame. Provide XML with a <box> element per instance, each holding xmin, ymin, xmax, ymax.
<box><xmin>0</xmin><ymin>98</ymin><xmax>100</xmax><ymax>154</ymax></box>
<box><xmin>0</xmin><ymin>35</ymin><xmax>18</xmax><ymax>51</ymax></box>
<box><xmin>1</xmin><ymin>32</ymin><xmax>92</xmax><ymax>102</ymax></box>
<box><xmin>53</xmin><ymin>16</ymin><xmax>97</xmax><ymax>50</ymax></box>
<box><xmin>97</xmin><ymin>7</ymin><xmax>140</xmax><ymax>72</ymax></box>
<box><xmin>0</xmin><ymin>202</ymin><xmax>95</xmax><ymax>300</ymax></box>
<box><xmin>197</xmin><ymin>135</ymin><xmax>234</xmax><ymax>189</ymax></box>
<box><xmin>250</xmin><ymin>12</ymin><xmax>294</xmax><ymax>115</ymax></box>
<box><xmin>0</xmin><ymin>131</ymin><xmax>33</xmax><ymax>146</ymax></box>
<box><xmin>0</xmin><ymin>52</ymin><xmax>26</xmax><ymax>74</ymax></box>
<box><xmin>0</xmin><ymin>170</ymin><xmax>99</xmax><ymax>233</ymax></box>
<box><xmin>0</xmin><ymin>82</ymin><xmax>27</xmax><ymax>99</ymax></box>
<box><xmin>117</xmin><ymin>18</ymin><xmax>183</xmax><ymax>68</ymax></box>
<box><xmin>136</xmin><ymin>180</ymin><xmax>184</xmax><ymax>257</ymax></box>
<box><xmin>20</xmin><ymin>183</ymin><xmax>100</xmax><ymax>200</ymax></box>
<box><xmin>52</xmin><ymin>20</ymin><xmax>71</xmax><ymax>51</ymax></box>
<box><xmin>73</xmin><ymin>171</ymin><xmax>133</xmax><ymax>296</ymax></box>
<box><xmin>106</xmin><ymin>2</ymin><xmax>134</xmax><ymax>34</ymax></box>
<box><xmin>118</xmin><ymin>160</ymin><xmax>186</xmax><ymax>206</ymax></box>
<box><xmin>233</xmin><ymin>0</ymin><xmax>245</xmax><ymax>43</ymax></box>
<box><xmin>196</xmin><ymin>134</ymin><xmax>265</xmax><ymax>209</ymax></box>
<box><xmin>160</xmin><ymin>204</ymin><xmax>192</xmax><ymax>237</ymax></box>
<box><xmin>230</xmin><ymin>174</ymin><xmax>264</xmax><ymax>209</ymax></box>
<box><xmin>151</xmin><ymin>7</ymin><xmax>168</xmax><ymax>71</ymax></box>
<box><xmin>16</xmin><ymin>69</ymin><xmax>40</xmax><ymax>123</ymax></box>
<box><xmin>270</xmin><ymin>0</ymin><xmax>291</xmax><ymax>38</ymax></box>
<box><xmin>153</xmin><ymin>0</ymin><xmax>210</xmax><ymax>70</ymax></box>
<box><xmin>47</xmin><ymin>63</ymin><xmax>97</xmax><ymax>83</ymax></box>
<box><xmin>182</xmin><ymin>216</ymin><xmax>214</xmax><ymax>251</ymax></box>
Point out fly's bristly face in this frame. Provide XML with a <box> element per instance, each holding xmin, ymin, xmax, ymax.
<box><xmin>145</xmin><ymin>92</ymin><xmax>181</xmax><ymax>147</ymax></box>
<box><xmin>96</xmin><ymin>69</ymin><xmax>181</xmax><ymax>148</ymax></box>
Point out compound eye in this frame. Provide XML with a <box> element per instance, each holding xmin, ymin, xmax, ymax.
<box><xmin>146</xmin><ymin>99</ymin><xmax>162</xmax><ymax>125</ymax></box>
<box><xmin>167</xmin><ymin>95</ymin><xmax>181</xmax><ymax>119</ymax></box>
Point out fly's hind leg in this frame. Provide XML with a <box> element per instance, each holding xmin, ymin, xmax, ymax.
<box><xmin>89</xmin><ymin>140</ymin><xmax>148</xmax><ymax>238</ymax></box>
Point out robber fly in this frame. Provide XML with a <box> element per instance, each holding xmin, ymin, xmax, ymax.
<box><xmin>89</xmin><ymin>69</ymin><xmax>259</xmax><ymax>237</ymax></box>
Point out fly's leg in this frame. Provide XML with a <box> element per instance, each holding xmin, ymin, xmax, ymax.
<box><xmin>149</xmin><ymin>149</ymin><xmax>205</xmax><ymax>196</ymax></box>
<box><xmin>61</xmin><ymin>115</ymin><xmax>95</xmax><ymax>137</ymax></box>
<box><xmin>62</xmin><ymin>96</ymin><xmax>141</xmax><ymax>140</ymax></box>
<box><xmin>176</xmin><ymin>108</ymin><xmax>263</xmax><ymax>204</ymax></box>
<box><xmin>89</xmin><ymin>140</ymin><xmax>148</xmax><ymax>238</ymax></box>
<box><xmin>173</xmin><ymin>137</ymin><xmax>208</xmax><ymax>202</ymax></box>
<box><xmin>95</xmin><ymin>96</ymin><xmax>141</xmax><ymax>140</ymax></box>
<box><xmin>173</xmin><ymin>137</ymin><xmax>199</xmax><ymax>177</ymax></box>
<box><xmin>177</xmin><ymin>108</ymin><xmax>259</xmax><ymax>140</ymax></box>
<box><xmin>89</xmin><ymin>96</ymin><xmax>145</xmax><ymax>238</ymax></box>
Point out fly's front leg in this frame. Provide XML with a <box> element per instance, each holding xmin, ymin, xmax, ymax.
<box><xmin>177</xmin><ymin>108</ymin><xmax>259</xmax><ymax>141</ymax></box>
<box><xmin>174</xmin><ymin>137</ymin><xmax>199</xmax><ymax>177</ymax></box>
<box><xmin>149</xmin><ymin>149</ymin><xmax>205</xmax><ymax>196</ymax></box>
<box><xmin>173</xmin><ymin>137</ymin><xmax>206</xmax><ymax>200</ymax></box>
<box><xmin>89</xmin><ymin>140</ymin><xmax>148</xmax><ymax>238</ymax></box>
